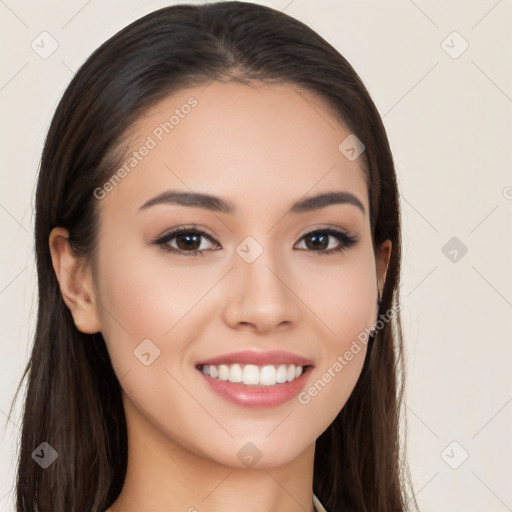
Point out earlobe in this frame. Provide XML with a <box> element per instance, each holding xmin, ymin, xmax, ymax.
<box><xmin>48</xmin><ymin>227</ymin><xmax>102</xmax><ymax>334</ymax></box>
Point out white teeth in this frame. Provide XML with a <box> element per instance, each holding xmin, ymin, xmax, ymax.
<box><xmin>242</xmin><ymin>364</ymin><xmax>259</xmax><ymax>385</ymax></box>
<box><xmin>218</xmin><ymin>364</ymin><xmax>229</xmax><ymax>380</ymax></box>
<box><xmin>229</xmin><ymin>363</ymin><xmax>243</xmax><ymax>383</ymax></box>
<box><xmin>201</xmin><ymin>363</ymin><xmax>306</xmax><ymax>386</ymax></box>
<box><xmin>260</xmin><ymin>365</ymin><xmax>277</xmax><ymax>386</ymax></box>
<box><xmin>276</xmin><ymin>365</ymin><xmax>287</xmax><ymax>383</ymax></box>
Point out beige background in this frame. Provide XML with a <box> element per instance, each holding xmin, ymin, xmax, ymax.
<box><xmin>1</xmin><ymin>1</ymin><xmax>511</xmax><ymax>510</ymax></box>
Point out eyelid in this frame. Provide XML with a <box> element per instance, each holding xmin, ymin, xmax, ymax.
<box><xmin>153</xmin><ymin>224</ymin><xmax>215</xmax><ymax>243</ymax></box>
<box><xmin>297</xmin><ymin>225</ymin><xmax>356</xmax><ymax>239</ymax></box>
<box><xmin>152</xmin><ymin>224</ymin><xmax>217</xmax><ymax>244</ymax></box>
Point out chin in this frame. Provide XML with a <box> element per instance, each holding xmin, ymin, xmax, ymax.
<box><xmin>201</xmin><ymin>436</ymin><xmax>310</xmax><ymax>470</ymax></box>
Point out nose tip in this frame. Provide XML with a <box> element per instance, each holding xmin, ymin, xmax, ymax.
<box><xmin>222</xmin><ymin>254</ymin><xmax>300</xmax><ymax>333</ymax></box>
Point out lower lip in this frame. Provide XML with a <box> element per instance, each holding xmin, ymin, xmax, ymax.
<box><xmin>197</xmin><ymin>366</ymin><xmax>313</xmax><ymax>408</ymax></box>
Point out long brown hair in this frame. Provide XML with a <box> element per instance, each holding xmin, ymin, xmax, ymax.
<box><xmin>8</xmin><ymin>2</ymin><xmax>417</xmax><ymax>510</ymax></box>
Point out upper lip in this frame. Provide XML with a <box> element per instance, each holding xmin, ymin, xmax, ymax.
<box><xmin>196</xmin><ymin>350</ymin><xmax>314</xmax><ymax>368</ymax></box>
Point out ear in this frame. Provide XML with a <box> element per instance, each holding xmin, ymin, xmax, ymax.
<box><xmin>375</xmin><ymin>239</ymin><xmax>392</xmax><ymax>301</ymax></box>
<box><xmin>49</xmin><ymin>227</ymin><xmax>102</xmax><ymax>334</ymax></box>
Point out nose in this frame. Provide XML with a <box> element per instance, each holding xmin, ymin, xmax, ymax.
<box><xmin>222</xmin><ymin>247</ymin><xmax>301</xmax><ymax>334</ymax></box>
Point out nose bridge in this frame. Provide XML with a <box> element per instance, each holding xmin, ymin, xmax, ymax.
<box><xmin>223</xmin><ymin>235</ymin><xmax>299</xmax><ymax>331</ymax></box>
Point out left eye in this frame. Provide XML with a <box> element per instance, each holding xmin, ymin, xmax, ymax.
<box><xmin>294</xmin><ymin>228</ymin><xmax>358</xmax><ymax>254</ymax></box>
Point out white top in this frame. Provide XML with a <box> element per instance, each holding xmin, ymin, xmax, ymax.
<box><xmin>313</xmin><ymin>493</ymin><xmax>328</xmax><ymax>512</ymax></box>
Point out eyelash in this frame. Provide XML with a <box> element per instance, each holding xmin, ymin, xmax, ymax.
<box><xmin>152</xmin><ymin>226</ymin><xmax>359</xmax><ymax>257</ymax></box>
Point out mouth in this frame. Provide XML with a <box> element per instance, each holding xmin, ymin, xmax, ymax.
<box><xmin>195</xmin><ymin>362</ymin><xmax>313</xmax><ymax>387</ymax></box>
<box><xmin>195</xmin><ymin>363</ymin><xmax>314</xmax><ymax>408</ymax></box>
<box><xmin>194</xmin><ymin>350</ymin><xmax>314</xmax><ymax>407</ymax></box>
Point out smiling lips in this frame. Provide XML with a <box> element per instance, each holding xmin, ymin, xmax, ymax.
<box><xmin>195</xmin><ymin>350</ymin><xmax>314</xmax><ymax>407</ymax></box>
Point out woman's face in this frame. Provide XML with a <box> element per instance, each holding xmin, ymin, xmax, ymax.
<box><xmin>85</xmin><ymin>81</ymin><xmax>390</xmax><ymax>468</ymax></box>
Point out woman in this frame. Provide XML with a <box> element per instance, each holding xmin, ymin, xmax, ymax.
<box><xmin>9</xmin><ymin>2</ymin><xmax>417</xmax><ymax>511</ymax></box>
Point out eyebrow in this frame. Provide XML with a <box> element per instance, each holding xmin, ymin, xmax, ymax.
<box><xmin>139</xmin><ymin>190</ymin><xmax>366</xmax><ymax>216</ymax></box>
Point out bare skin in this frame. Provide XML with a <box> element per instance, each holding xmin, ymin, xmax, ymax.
<box><xmin>49</xmin><ymin>80</ymin><xmax>391</xmax><ymax>512</ymax></box>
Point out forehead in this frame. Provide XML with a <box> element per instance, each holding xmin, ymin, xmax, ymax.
<box><xmin>100</xmin><ymin>80</ymin><xmax>368</xmax><ymax>216</ymax></box>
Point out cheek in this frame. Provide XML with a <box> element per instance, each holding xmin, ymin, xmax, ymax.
<box><xmin>92</xmin><ymin>239</ymin><xmax>201</xmax><ymax>372</ymax></box>
<box><xmin>294</xmin><ymin>252</ymin><xmax>376</xmax><ymax>421</ymax></box>
<box><xmin>299</xmin><ymin>248</ymin><xmax>378</xmax><ymax>340</ymax></box>
<box><xmin>93</xmin><ymin>248</ymin><xmax>216</xmax><ymax>443</ymax></box>
<box><xmin>97</xmin><ymin>238</ymin><xmax>213</xmax><ymax>333</ymax></box>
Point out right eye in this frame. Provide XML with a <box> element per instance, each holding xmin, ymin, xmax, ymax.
<box><xmin>153</xmin><ymin>227</ymin><xmax>220</xmax><ymax>257</ymax></box>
